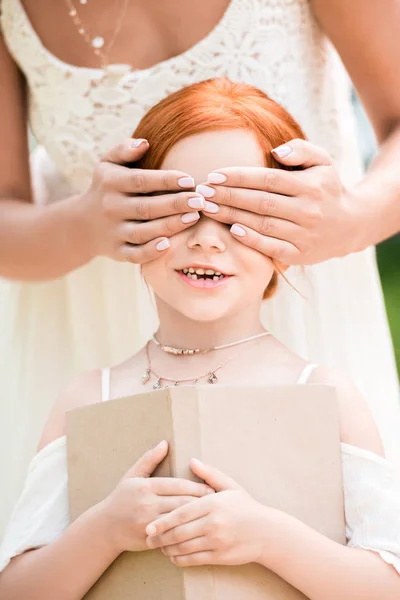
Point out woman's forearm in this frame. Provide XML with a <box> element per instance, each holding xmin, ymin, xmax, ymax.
<box><xmin>258</xmin><ymin>507</ymin><xmax>400</xmax><ymax>600</ymax></box>
<box><xmin>0</xmin><ymin>503</ymin><xmax>120</xmax><ymax>600</ymax></box>
<box><xmin>350</xmin><ymin>122</ymin><xmax>400</xmax><ymax>252</ymax></box>
<box><xmin>0</xmin><ymin>195</ymin><xmax>93</xmax><ymax>281</ymax></box>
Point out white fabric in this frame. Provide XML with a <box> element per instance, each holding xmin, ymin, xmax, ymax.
<box><xmin>1</xmin><ymin>436</ymin><xmax>400</xmax><ymax>576</ymax></box>
<box><xmin>1</xmin><ymin>0</ymin><xmax>400</xmax><ymax>537</ymax></box>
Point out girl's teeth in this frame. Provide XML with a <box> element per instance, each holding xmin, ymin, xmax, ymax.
<box><xmin>195</xmin><ymin>268</ymin><xmax>205</xmax><ymax>275</ymax></box>
<box><xmin>188</xmin><ymin>267</ymin><xmax>195</xmax><ymax>273</ymax></box>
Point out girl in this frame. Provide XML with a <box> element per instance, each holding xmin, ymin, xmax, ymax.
<box><xmin>1</xmin><ymin>79</ymin><xmax>399</xmax><ymax>600</ymax></box>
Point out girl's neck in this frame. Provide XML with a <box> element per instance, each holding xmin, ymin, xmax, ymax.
<box><xmin>154</xmin><ymin>299</ymin><xmax>265</xmax><ymax>351</ymax></box>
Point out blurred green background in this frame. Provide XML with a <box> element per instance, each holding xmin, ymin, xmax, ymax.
<box><xmin>353</xmin><ymin>93</ymin><xmax>400</xmax><ymax>375</ymax></box>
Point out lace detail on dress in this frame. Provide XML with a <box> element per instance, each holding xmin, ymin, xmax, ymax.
<box><xmin>1</xmin><ymin>0</ymin><xmax>361</xmax><ymax>194</ymax></box>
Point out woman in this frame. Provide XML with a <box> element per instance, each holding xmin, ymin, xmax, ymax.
<box><xmin>0</xmin><ymin>0</ymin><xmax>400</xmax><ymax>535</ymax></box>
<box><xmin>1</xmin><ymin>79</ymin><xmax>400</xmax><ymax>599</ymax></box>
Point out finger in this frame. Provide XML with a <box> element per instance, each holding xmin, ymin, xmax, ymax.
<box><xmin>118</xmin><ymin>237</ymin><xmax>171</xmax><ymax>264</ymax></box>
<box><xmin>103</xmin><ymin>163</ymin><xmax>196</xmax><ymax>194</ymax></box>
<box><xmin>271</xmin><ymin>138</ymin><xmax>333</xmax><ymax>169</ymax></box>
<box><xmin>146</xmin><ymin>497</ymin><xmax>210</xmax><ymax>536</ymax></box>
<box><xmin>147</xmin><ymin>516</ymin><xmax>209</xmax><ymax>549</ymax></box>
<box><xmin>114</xmin><ymin>192</ymin><xmax>205</xmax><ymax>221</ymax></box>
<box><xmin>205</xmin><ymin>205</ymin><xmax>302</xmax><ymax>244</ymax></box>
<box><xmin>158</xmin><ymin>496</ymin><xmax>198</xmax><ymax>513</ymax></box>
<box><xmin>190</xmin><ymin>458</ymin><xmax>241</xmax><ymax>492</ymax></box>
<box><xmin>199</xmin><ymin>167</ymin><xmax>306</xmax><ymax>195</ymax></box>
<box><xmin>170</xmin><ymin>551</ymin><xmax>215</xmax><ymax>567</ymax></box>
<box><xmin>200</xmin><ymin>187</ymin><xmax>302</xmax><ymax>223</ymax></box>
<box><xmin>162</xmin><ymin>536</ymin><xmax>209</xmax><ymax>557</ymax></box>
<box><xmin>229</xmin><ymin>224</ymin><xmax>302</xmax><ymax>265</ymax></box>
<box><xmin>119</xmin><ymin>212</ymin><xmax>200</xmax><ymax>246</ymax></box>
<box><xmin>101</xmin><ymin>138</ymin><xmax>150</xmax><ymax>165</ymax></box>
<box><xmin>151</xmin><ymin>477</ymin><xmax>214</xmax><ymax>498</ymax></box>
<box><xmin>124</xmin><ymin>440</ymin><xmax>168</xmax><ymax>479</ymax></box>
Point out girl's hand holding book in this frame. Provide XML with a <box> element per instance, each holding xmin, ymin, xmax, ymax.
<box><xmin>99</xmin><ymin>441</ymin><xmax>215</xmax><ymax>555</ymax></box>
<box><xmin>146</xmin><ymin>458</ymin><xmax>268</xmax><ymax>567</ymax></box>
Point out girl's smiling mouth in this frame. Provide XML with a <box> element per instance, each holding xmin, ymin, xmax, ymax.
<box><xmin>176</xmin><ymin>266</ymin><xmax>233</xmax><ymax>289</ymax></box>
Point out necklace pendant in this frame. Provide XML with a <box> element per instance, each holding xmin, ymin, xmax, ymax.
<box><xmin>207</xmin><ymin>372</ymin><xmax>218</xmax><ymax>385</ymax></box>
<box><xmin>92</xmin><ymin>36</ymin><xmax>105</xmax><ymax>49</ymax></box>
<box><xmin>153</xmin><ymin>378</ymin><xmax>162</xmax><ymax>390</ymax></box>
<box><xmin>141</xmin><ymin>368</ymin><xmax>150</xmax><ymax>384</ymax></box>
<box><xmin>173</xmin><ymin>381</ymin><xmax>179</xmax><ymax>386</ymax></box>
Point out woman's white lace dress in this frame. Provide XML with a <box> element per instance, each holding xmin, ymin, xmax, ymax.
<box><xmin>1</xmin><ymin>0</ymin><xmax>399</xmax><ymax>535</ymax></box>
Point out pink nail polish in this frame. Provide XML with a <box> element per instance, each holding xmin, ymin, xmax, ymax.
<box><xmin>156</xmin><ymin>239</ymin><xmax>170</xmax><ymax>251</ymax></box>
<box><xmin>196</xmin><ymin>184</ymin><xmax>215</xmax><ymax>198</ymax></box>
<box><xmin>188</xmin><ymin>196</ymin><xmax>205</xmax><ymax>209</ymax></box>
<box><xmin>207</xmin><ymin>173</ymin><xmax>227</xmax><ymax>184</ymax></box>
<box><xmin>272</xmin><ymin>144</ymin><xmax>293</xmax><ymax>158</ymax></box>
<box><xmin>181</xmin><ymin>212</ymin><xmax>200</xmax><ymax>224</ymax></box>
<box><xmin>132</xmin><ymin>138</ymin><xmax>148</xmax><ymax>148</ymax></box>
<box><xmin>203</xmin><ymin>201</ymin><xmax>219</xmax><ymax>214</ymax></box>
<box><xmin>178</xmin><ymin>177</ymin><xmax>195</xmax><ymax>188</ymax></box>
<box><xmin>230</xmin><ymin>224</ymin><xmax>246</xmax><ymax>237</ymax></box>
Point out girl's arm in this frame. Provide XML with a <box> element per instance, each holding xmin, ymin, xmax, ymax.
<box><xmin>0</xmin><ymin>502</ymin><xmax>120</xmax><ymax>600</ymax></box>
<box><xmin>258</xmin><ymin>508</ymin><xmax>400</xmax><ymax>600</ymax></box>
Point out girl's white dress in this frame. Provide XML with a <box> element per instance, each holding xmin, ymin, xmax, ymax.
<box><xmin>1</xmin><ymin>0</ymin><xmax>399</xmax><ymax>535</ymax></box>
<box><xmin>1</xmin><ymin>367</ymin><xmax>400</xmax><ymax>577</ymax></box>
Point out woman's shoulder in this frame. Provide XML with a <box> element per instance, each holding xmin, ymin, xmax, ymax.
<box><xmin>37</xmin><ymin>368</ymin><xmax>103</xmax><ymax>452</ymax></box>
<box><xmin>306</xmin><ymin>365</ymin><xmax>385</xmax><ymax>458</ymax></box>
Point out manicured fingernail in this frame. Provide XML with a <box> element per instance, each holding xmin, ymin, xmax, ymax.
<box><xmin>196</xmin><ymin>184</ymin><xmax>215</xmax><ymax>198</ymax></box>
<box><xmin>188</xmin><ymin>196</ymin><xmax>205</xmax><ymax>209</ymax></box>
<box><xmin>272</xmin><ymin>144</ymin><xmax>293</xmax><ymax>158</ymax></box>
<box><xmin>146</xmin><ymin>524</ymin><xmax>157</xmax><ymax>536</ymax></box>
<box><xmin>203</xmin><ymin>201</ymin><xmax>219</xmax><ymax>214</ymax></box>
<box><xmin>156</xmin><ymin>440</ymin><xmax>167</xmax><ymax>448</ymax></box>
<box><xmin>181</xmin><ymin>211</ymin><xmax>200</xmax><ymax>224</ymax></box>
<box><xmin>178</xmin><ymin>177</ymin><xmax>195</xmax><ymax>188</ymax></box>
<box><xmin>230</xmin><ymin>224</ymin><xmax>246</xmax><ymax>237</ymax></box>
<box><xmin>207</xmin><ymin>173</ymin><xmax>227</xmax><ymax>184</ymax></box>
<box><xmin>156</xmin><ymin>239</ymin><xmax>170</xmax><ymax>251</ymax></box>
<box><xmin>131</xmin><ymin>138</ymin><xmax>148</xmax><ymax>148</ymax></box>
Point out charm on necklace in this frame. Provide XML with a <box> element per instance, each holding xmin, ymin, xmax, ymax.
<box><xmin>207</xmin><ymin>372</ymin><xmax>218</xmax><ymax>384</ymax></box>
<box><xmin>141</xmin><ymin>368</ymin><xmax>150</xmax><ymax>384</ymax></box>
<box><xmin>153</xmin><ymin>379</ymin><xmax>162</xmax><ymax>390</ymax></box>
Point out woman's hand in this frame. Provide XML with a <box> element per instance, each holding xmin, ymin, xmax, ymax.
<box><xmin>99</xmin><ymin>441</ymin><xmax>214</xmax><ymax>555</ymax></box>
<box><xmin>199</xmin><ymin>139</ymin><xmax>360</xmax><ymax>265</ymax></box>
<box><xmin>80</xmin><ymin>138</ymin><xmax>205</xmax><ymax>264</ymax></box>
<box><xmin>145</xmin><ymin>458</ymin><xmax>268</xmax><ymax>567</ymax></box>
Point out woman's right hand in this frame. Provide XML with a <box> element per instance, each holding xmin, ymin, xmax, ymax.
<box><xmin>99</xmin><ymin>440</ymin><xmax>214</xmax><ymax>555</ymax></box>
<box><xmin>81</xmin><ymin>139</ymin><xmax>205</xmax><ymax>264</ymax></box>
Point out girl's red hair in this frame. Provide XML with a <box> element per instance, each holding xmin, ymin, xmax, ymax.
<box><xmin>133</xmin><ymin>78</ymin><xmax>306</xmax><ymax>298</ymax></box>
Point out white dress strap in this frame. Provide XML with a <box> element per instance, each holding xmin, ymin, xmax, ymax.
<box><xmin>101</xmin><ymin>368</ymin><xmax>111</xmax><ymax>402</ymax></box>
<box><xmin>296</xmin><ymin>363</ymin><xmax>318</xmax><ymax>384</ymax></box>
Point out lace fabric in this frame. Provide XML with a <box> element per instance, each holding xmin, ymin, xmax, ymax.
<box><xmin>1</xmin><ymin>0</ymin><xmax>360</xmax><ymax>193</ymax></box>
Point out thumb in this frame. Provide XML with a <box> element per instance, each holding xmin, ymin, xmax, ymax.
<box><xmin>271</xmin><ymin>138</ymin><xmax>333</xmax><ymax>169</ymax></box>
<box><xmin>125</xmin><ymin>440</ymin><xmax>168</xmax><ymax>479</ymax></box>
<box><xmin>190</xmin><ymin>458</ymin><xmax>242</xmax><ymax>492</ymax></box>
<box><xmin>101</xmin><ymin>137</ymin><xmax>149</xmax><ymax>165</ymax></box>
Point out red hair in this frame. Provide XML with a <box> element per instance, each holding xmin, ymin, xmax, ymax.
<box><xmin>133</xmin><ymin>78</ymin><xmax>306</xmax><ymax>298</ymax></box>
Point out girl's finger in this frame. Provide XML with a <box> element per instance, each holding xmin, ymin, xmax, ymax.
<box><xmin>162</xmin><ymin>536</ymin><xmax>210</xmax><ymax>557</ymax></box>
<box><xmin>201</xmin><ymin>166</ymin><xmax>306</xmax><ymax>195</ymax></box>
<box><xmin>147</xmin><ymin>516</ymin><xmax>209</xmax><ymax>549</ymax></box>
<box><xmin>124</xmin><ymin>440</ymin><xmax>168</xmax><ymax>479</ymax></box>
<box><xmin>229</xmin><ymin>224</ymin><xmax>302</xmax><ymax>265</ymax></box>
<box><xmin>271</xmin><ymin>138</ymin><xmax>333</xmax><ymax>168</ymax></box>
<box><xmin>146</xmin><ymin>497</ymin><xmax>210</xmax><ymax>537</ymax></box>
<box><xmin>119</xmin><ymin>212</ymin><xmax>200</xmax><ymax>246</ymax></box>
<box><xmin>170</xmin><ymin>551</ymin><xmax>215</xmax><ymax>567</ymax></box>
<box><xmin>204</xmin><ymin>205</ymin><xmax>302</xmax><ymax>245</ymax></box>
<box><xmin>190</xmin><ymin>458</ymin><xmax>241</xmax><ymax>493</ymax></box>
<box><xmin>157</xmin><ymin>496</ymin><xmax>198</xmax><ymax>513</ymax></box>
<box><xmin>151</xmin><ymin>477</ymin><xmax>213</xmax><ymax>498</ymax></box>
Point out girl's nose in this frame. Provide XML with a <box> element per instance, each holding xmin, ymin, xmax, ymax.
<box><xmin>186</xmin><ymin>216</ymin><xmax>226</xmax><ymax>253</ymax></box>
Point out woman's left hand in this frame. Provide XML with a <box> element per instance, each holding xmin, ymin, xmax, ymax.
<box><xmin>145</xmin><ymin>458</ymin><xmax>268</xmax><ymax>567</ymax></box>
<box><xmin>199</xmin><ymin>139</ymin><xmax>360</xmax><ymax>265</ymax></box>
